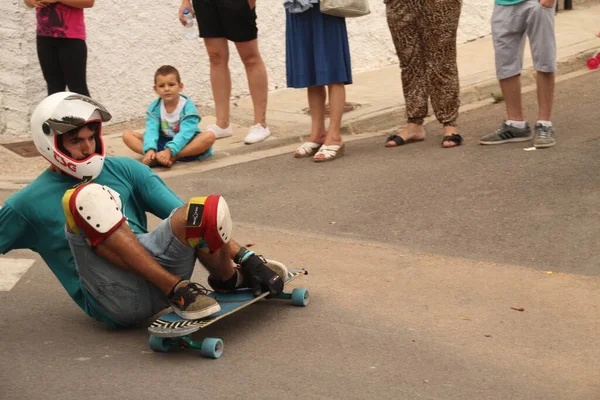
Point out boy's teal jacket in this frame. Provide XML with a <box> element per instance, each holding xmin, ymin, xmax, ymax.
<box><xmin>142</xmin><ymin>95</ymin><xmax>201</xmax><ymax>157</ymax></box>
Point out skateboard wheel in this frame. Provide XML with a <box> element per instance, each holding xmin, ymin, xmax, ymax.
<box><xmin>149</xmin><ymin>335</ymin><xmax>171</xmax><ymax>352</ymax></box>
<box><xmin>587</xmin><ymin>57</ymin><xmax>599</xmax><ymax>70</ymax></box>
<box><xmin>291</xmin><ymin>288</ymin><xmax>310</xmax><ymax>307</ymax></box>
<box><xmin>201</xmin><ymin>338</ymin><xmax>224</xmax><ymax>359</ymax></box>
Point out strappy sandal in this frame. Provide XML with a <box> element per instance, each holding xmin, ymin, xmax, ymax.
<box><xmin>294</xmin><ymin>142</ymin><xmax>322</xmax><ymax>158</ymax></box>
<box><xmin>313</xmin><ymin>144</ymin><xmax>345</xmax><ymax>163</ymax></box>
<box><xmin>441</xmin><ymin>133</ymin><xmax>463</xmax><ymax>148</ymax></box>
<box><xmin>385</xmin><ymin>134</ymin><xmax>424</xmax><ymax>147</ymax></box>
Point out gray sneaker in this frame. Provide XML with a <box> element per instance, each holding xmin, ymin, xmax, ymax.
<box><xmin>170</xmin><ymin>281</ymin><xmax>221</xmax><ymax>320</ymax></box>
<box><xmin>479</xmin><ymin>122</ymin><xmax>532</xmax><ymax>145</ymax></box>
<box><xmin>533</xmin><ymin>123</ymin><xmax>556</xmax><ymax>148</ymax></box>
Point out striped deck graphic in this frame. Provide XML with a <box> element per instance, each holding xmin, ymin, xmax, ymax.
<box><xmin>149</xmin><ymin>268</ymin><xmax>307</xmax><ymax>337</ymax></box>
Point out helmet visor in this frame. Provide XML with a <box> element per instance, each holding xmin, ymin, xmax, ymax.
<box><xmin>42</xmin><ymin>94</ymin><xmax>112</xmax><ymax>136</ymax></box>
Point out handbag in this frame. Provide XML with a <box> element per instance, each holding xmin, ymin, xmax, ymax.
<box><xmin>319</xmin><ymin>0</ymin><xmax>370</xmax><ymax>18</ymax></box>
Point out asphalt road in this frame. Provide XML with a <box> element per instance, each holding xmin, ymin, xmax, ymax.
<box><xmin>169</xmin><ymin>70</ymin><xmax>600</xmax><ymax>276</ymax></box>
<box><xmin>1</xmin><ymin>70</ymin><xmax>599</xmax><ymax>400</ymax></box>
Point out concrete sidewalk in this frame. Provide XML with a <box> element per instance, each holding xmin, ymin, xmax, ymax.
<box><xmin>0</xmin><ymin>5</ymin><xmax>598</xmax><ymax>190</ymax></box>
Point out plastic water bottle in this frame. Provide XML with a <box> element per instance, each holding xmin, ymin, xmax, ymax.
<box><xmin>183</xmin><ymin>9</ymin><xmax>196</xmax><ymax>40</ymax></box>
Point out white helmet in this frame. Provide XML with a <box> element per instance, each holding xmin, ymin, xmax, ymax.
<box><xmin>30</xmin><ymin>92</ymin><xmax>112</xmax><ymax>181</ymax></box>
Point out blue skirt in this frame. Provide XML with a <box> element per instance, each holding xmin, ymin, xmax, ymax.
<box><xmin>285</xmin><ymin>5</ymin><xmax>352</xmax><ymax>88</ymax></box>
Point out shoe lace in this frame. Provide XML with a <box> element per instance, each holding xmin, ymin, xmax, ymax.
<box><xmin>537</xmin><ymin>125</ymin><xmax>552</xmax><ymax>138</ymax></box>
<box><xmin>185</xmin><ymin>282</ymin><xmax>213</xmax><ymax>298</ymax></box>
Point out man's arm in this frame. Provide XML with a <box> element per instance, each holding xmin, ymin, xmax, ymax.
<box><xmin>0</xmin><ymin>204</ymin><xmax>29</xmax><ymax>255</ymax></box>
<box><xmin>127</xmin><ymin>161</ymin><xmax>184</xmax><ymax>219</ymax></box>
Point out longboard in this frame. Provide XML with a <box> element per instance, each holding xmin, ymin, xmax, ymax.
<box><xmin>147</xmin><ymin>268</ymin><xmax>309</xmax><ymax>358</ymax></box>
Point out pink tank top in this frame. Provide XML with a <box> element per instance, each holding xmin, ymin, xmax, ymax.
<box><xmin>36</xmin><ymin>3</ymin><xmax>86</xmax><ymax>40</ymax></box>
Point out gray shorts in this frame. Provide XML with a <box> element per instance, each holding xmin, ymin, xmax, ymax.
<box><xmin>491</xmin><ymin>0</ymin><xmax>557</xmax><ymax>80</ymax></box>
<box><xmin>66</xmin><ymin>213</ymin><xmax>195</xmax><ymax>327</ymax></box>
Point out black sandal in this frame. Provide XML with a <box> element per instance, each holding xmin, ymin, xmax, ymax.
<box><xmin>441</xmin><ymin>133</ymin><xmax>463</xmax><ymax>147</ymax></box>
<box><xmin>386</xmin><ymin>134</ymin><xmax>406</xmax><ymax>147</ymax></box>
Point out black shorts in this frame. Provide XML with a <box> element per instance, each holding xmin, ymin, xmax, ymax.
<box><xmin>192</xmin><ymin>0</ymin><xmax>257</xmax><ymax>43</ymax></box>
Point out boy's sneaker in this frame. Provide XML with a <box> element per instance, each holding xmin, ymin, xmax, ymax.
<box><xmin>206</xmin><ymin>124</ymin><xmax>233</xmax><ymax>139</ymax></box>
<box><xmin>244</xmin><ymin>124</ymin><xmax>271</xmax><ymax>144</ymax></box>
<box><xmin>169</xmin><ymin>281</ymin><xmax>221</xmax><ymax>320</ymax></box>
<box><xmin>533</xmin><ymin>123</ymin><xmax>556</xmax><ymax>148</ymax></box>
<box><xmin>479</xmin><ymin>122</ymin><xmax>532</xmax><ymax>145</ymax></box>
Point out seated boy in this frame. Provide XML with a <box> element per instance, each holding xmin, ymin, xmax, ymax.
<box><xmin>123</xmin><ymin>65</ymin><xmax>216</xmax><ymax>167</ymax></box>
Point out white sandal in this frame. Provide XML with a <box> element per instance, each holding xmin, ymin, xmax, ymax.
<box><xmin>294</xmin><ymin>142</ymin><xmax>322</xmax><ymax>158</ymax></box>
<box><xmin>313</xmin><ymin>144</ymin><xmax>345</xmax><ymax>163</ymax></box>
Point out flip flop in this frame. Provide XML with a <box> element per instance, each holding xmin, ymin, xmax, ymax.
<box><xmin>294</xmin><ymin>142</ymin><xmax>322</xmax><ymax>158</ymax></box>
<box><xmin>441</xmin><ymin>133</ymin><xmax>463</xmax><ymax>148</ymax></box>
<box><xmin>385</xmin><ymin>134</ymin><xmax>424</xmax><ymax>147</ymax></box>
<box><xmin>313</xmin><ymin>144</ymin><xmax>345</xmax><ymax>163</ymax></box>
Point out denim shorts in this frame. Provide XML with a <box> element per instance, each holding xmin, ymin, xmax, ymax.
<box><xmin>66</xmin><ymin>213</ymin><xmax>196</xmax><ymax>327</ymax></box>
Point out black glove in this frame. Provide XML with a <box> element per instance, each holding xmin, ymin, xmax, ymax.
<box><xmin>240</xmin><ymin>254</ymin><xmax>284</xmax><ymax>298</ymax></box>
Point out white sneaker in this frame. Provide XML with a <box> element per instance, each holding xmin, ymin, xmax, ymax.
<box><xmin>206</xmin><ymin>124</ymin><xmax>233</xmax><ymax>139</ymax></box>
<box><xmin>244</xmin><ymin>124</ymin><xmax>271</xmax><ymax>144</ymax></box>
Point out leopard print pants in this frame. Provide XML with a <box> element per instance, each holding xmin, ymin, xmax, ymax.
<box><xmin>385</xmin><ymin>0</ymin><xmax>462</xmax><ymax>127</ymax></box>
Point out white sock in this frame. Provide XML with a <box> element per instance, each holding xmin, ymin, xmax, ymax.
<box><xmin>537</xmin><ymin>120</ymin><xmax>552</xmax><ymax>127</ymax></box>
<box><xmin>506</xmin><ymin>120</ymin><xmax>527</xmax><ymax>129</ymax></box>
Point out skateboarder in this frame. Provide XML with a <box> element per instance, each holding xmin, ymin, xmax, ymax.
<box><xmin>0</xmin><ymin>92</ymin><xmax>285</xmax><ymax>329</ymax></box>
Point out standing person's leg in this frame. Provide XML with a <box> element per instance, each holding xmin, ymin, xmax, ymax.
<box><xmin>294</xmin><ymin>85</ymin><xmax>327</xmax><ymax>157</ymax></box>
<box><xmin>225</xmin><ymin>1</ymin><xmax>270</xmax><ymax>144</ymax></box>
<box><xmin>235</xmin><ymin>40</ymin><xmax>268</xmax><ymax>128</ymax></box>
<box><xmin>313</xmin><ymin>83</ymin><xmax>345</xmax><ymax>162</ymax></box>
<box><xmin>480</xmin><ymin>2</ymin><xmax>533</xmax><ymax>145</ymax></box>
<box><xmin>36</xmin><ymin>36</ymin><xmax>67</xmax><ymax>95</ymax></box>
<box><xmin>59</xmin><ymin>38</ymin><xmax>90</xmax><ymax>97</ymax></box>
<box><xmin>423</xmin><ymin>0</ymin><xmax>463</xmax><ymax>148</ymax></box>
<box><xmin>204</xmin><ymin>38</ymin><xmax>232</xmax><ymax>131</ymax></box>
<box><xmin>193</xmin><ymin>0</ymin><xmax>233</xmax><ymax>138</ymax></box>
<box><xmin>527</xmin><ymin>0</ymin><xmax>557</xmax><ymax>148</ymax></box>
<box><xmin>385</xmin><ymin>0</ymin><xmax>427</xmax><ymax>147</ymax></box>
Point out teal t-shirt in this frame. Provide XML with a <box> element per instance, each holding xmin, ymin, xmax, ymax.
<box><xmin>0</xmin><ymin>157</ymin><xmax>183</xmax><ymax>324</ymax></box>
<box><xmin>495</xmin><ymin>0</ymin><xmax>526</xmax><ymax>4</ymax></box>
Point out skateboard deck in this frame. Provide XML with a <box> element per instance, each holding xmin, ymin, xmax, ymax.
<box><xmin>147</xmin><ymin>268</ymin><xmax>309</xmax><ymax>358</ymax></box>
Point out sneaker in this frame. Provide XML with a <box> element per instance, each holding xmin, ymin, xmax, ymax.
<box><xmin>207</xmin><ymin>258</ymin><xmax>288</xmax><ymax>292</ymax></box>
<box><xmin>533</xmin><ymin>123</ymin><xmax>556</xmax><ymax>148</ymax></box>
<box><xmin>169</xmin><ymin>281</ymin><xmax>221</xmax><ymax>320</ymax></box>
<box><xmin>479</xmin><ymin>122</ymin><xmax>532</xmax><ymax>145</ymax></box>
<box><xmin>206</xmin><ymin>124</ymin><xmax>233</xmax><ymax>139</ymax></box>
<box><xmin>244</xmin><ymin>124</ymin><xmax>271</xmax><ymax>144</ymax></box>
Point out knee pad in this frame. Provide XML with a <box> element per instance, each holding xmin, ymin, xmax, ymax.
<box><xmin>185</xmin><ymin>195</ymin><xmax>232</xmax><ymax>252</ymax></box>
<box><xmin>62</xmin><ymin>183</ymin><xmax>126</xmax><ymax>246</ymax></box>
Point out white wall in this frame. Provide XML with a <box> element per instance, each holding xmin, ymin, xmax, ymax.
<box><xmin>0</xmin><ymin>0</ymin><xmax>493</xmax><ymax>135</ymax></box>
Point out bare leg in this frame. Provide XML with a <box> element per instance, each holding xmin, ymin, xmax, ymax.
<box><xmin>173</xmin><ymin>131</ymin><xmax>216</xmax><ymax>160</ymax></box>
<box><xmin>324</xmin><ymin>83</ymin><xmax>345</xmax><ymax>146</ymax></box>
<box><xmin>536</xmin><ymin>71</ymin><xmax>554</xmax><ymax>121</ymax></box>
<box><xmin>122</xmin><ymin>131</ymin><xmax>144</xmax><ymax>155</ymax></box>
<box><xmin>235</xmin><ymin>39</ymin><xmax>268</xmax><ymax>126</ymax></box>
<box><xmin>306</xmin><ymin>85</ymin><xmax>326</xmax><ymax>142</ymax></box>
<box><xmin>499</xmin><ymin>74</ymin><xmax>524</xmax><ymax>121</ymax></box>
<box><xmin>204</xmin><ymin>38</ymin><xmax>231</xmax><ymax>128</ymax></box>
